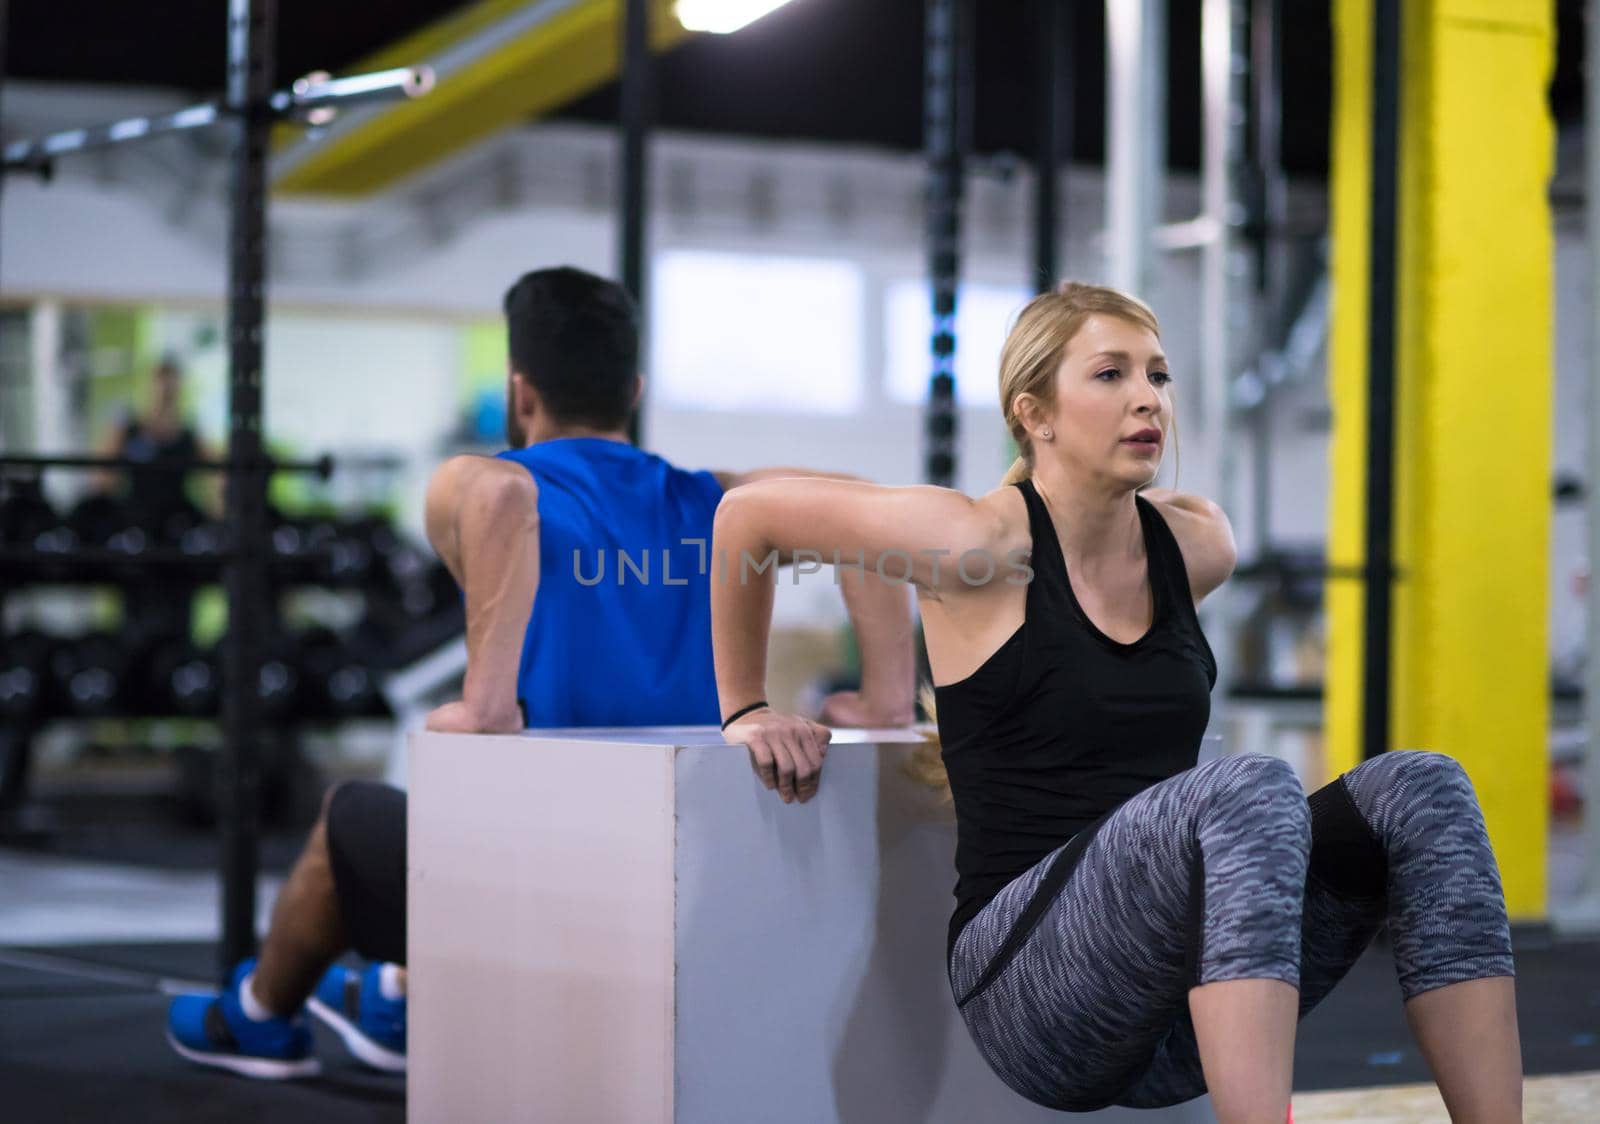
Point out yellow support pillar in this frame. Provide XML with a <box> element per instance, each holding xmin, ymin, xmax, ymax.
<box><xmin>1325</xmin><ymin>0</ymin><xmax>1554</xmax><ymax>920</ymax></box>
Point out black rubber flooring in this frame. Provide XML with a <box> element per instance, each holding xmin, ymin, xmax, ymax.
<box><xmin>0</xmin><ymin>944</ymin><xmax>403</xmax><ymax>1124</ymax></box>
<box><xmin>1292</xmin><ymin>927</ymin><xmax>1600</xmax><ymax>1088</ymax></box>
<box><xmin>1</xmin><ymin>933</ymin><xmax>1597</xmax><ymax>1122</ymax></box>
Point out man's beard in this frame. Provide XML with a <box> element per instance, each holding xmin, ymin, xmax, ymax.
<box><xmin>504</xmin><ymin>390</ymin><xmax>525</xmax><ymax>448</ymax></box>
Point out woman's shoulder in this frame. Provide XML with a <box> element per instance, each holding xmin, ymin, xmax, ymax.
<box><xmin>1139</xmin><ymin>489</ymin><xmax>1237</xmax><ymax>601</ymax></box>
<box><xmin>968</xmin><ymin>482</ymin><xmax>1033</xmax><ymax>554</ymax></box>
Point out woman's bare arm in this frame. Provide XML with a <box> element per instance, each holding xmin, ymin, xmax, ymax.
<box><xmin>711</xmin><ymin>478</ymin><xmax>1008</xmax><ymax>803</ymax></box>
<box><xmin>713</xmin><ymin>466</ymin><xmax>920</xmax><ymax>725</ymax></box>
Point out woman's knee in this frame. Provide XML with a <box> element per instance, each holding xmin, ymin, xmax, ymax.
<box><xmin>1347</xmin><ymin>750</ymin><xmax>1478</xmax><ymax>818</ymax></box>
<box><xmin>1387</xmin><ymin>749</ymin><xmax>1471</xmax><ymax>790</ymax></box>
<box><xmin>1205</xmin><ymin>753</ymin><xmax>1305</xmax><ymax>804</ymax></box>
<box><xmin>1193</xmin><ymin>754</ymin><xmax>1309</xmax><ymax>841</ymax></box>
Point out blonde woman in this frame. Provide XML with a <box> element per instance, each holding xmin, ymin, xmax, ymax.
<box><xmin>710</xmin><ymin>283</ymin><xmax>1521</xmax><ymax>1122</ymax></box>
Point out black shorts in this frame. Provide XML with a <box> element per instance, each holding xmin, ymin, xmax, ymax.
<box><xmin>325</xmin><ymin>781</ymin><xmax>406</xmax><ymax>965</ymax></box>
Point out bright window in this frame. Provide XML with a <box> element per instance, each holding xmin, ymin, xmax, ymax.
<box><xmin>884</xmin><ymin>280</ymin><xmax>1032</xmax><ymax>409</ymax></box>
<box><xmin>652</xmin><ymin>251</ymin><xmax>864</xmax><ymax>413</ymax></box>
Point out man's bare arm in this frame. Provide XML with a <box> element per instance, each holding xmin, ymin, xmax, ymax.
<box><xmin>423</xmin><ymin>456</ymin><xmax>540</xmax><ymax>733</ymax></box>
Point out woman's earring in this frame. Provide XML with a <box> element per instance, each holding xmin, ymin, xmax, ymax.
<box><xmin>1041</xmin><ymin>428</ymin><xmax>1052</xmax><ymax>440</ymax></box>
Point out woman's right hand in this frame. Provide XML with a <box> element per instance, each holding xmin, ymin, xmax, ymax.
<box><xmin>722</xmin><ymin>708</ymin><xmax>833</xmax><ymax>805</ymax></box>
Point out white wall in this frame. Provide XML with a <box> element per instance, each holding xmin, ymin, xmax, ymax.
<box><xmin>5</xmin><ymin>83</ymin><xmax>1579</xmax><ymax>654</ymax></box>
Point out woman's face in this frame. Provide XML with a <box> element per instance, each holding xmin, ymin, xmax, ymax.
<box><xmin>1043</xmin><ymin>313</ymin><xmax>1171</xmax><ymax>488</ymax></box>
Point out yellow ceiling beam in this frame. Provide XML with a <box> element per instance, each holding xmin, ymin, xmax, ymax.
<box><xmin>274</xmin><ymin>0</ymin><xmax>690</xmax><ymax>197</ymax></box>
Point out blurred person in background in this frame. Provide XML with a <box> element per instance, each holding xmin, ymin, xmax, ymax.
<box><xmin>91</xmin><ymin>355</ymin><xmax>220</xmax><ymax>642</ymax></box>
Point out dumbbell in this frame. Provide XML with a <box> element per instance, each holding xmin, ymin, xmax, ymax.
<box><xmin>49</xmin><ymin>633</ymin><xmax>127</xmax><ymax>717</ymax></box>
<box><xmin>269</xmin><ymin>508</ymin><xmax>313</xmax><ymax>579</ymax></box>
<box><xmin>257</xmin><ymin>635</ymin><xmax>302</xmax><ymax>720</ymax></box>
<box><xmin>146</xmin><ymin>638</ymin><xmax>220</xmax><ymax>716</ymax></box>
<box><xmin>211</xmin><ymin>632</ymin><xmax>301</xmax><ymax>720</ymax></box>
<box><xmin>160</xmin><ymin>501</ymin><xmax>223</xmax><ymax>559</ymax></box>
<box><xmin>270</xmin><ymin>509</ymin><xmax>352</xmax><ymax>585</ymax></box>
<box><xmin>66</xmin><ymin>495</ymin><xmax>144</xmax><ymax>554</ymax></box>
<box><xmin>370</xmin><ymin>523</ymin><xmax>431</xmax><ymax>590</ymax></box>
<box><xmin>317</xmin><ymin>517</ymin><xmax>375</xmax><ymax>584</ymax></box>
<box><xmin>298</xmin><ymin>626</ymin><xmax>379</xmax><ymax>718</ymax></box>
<box><xmin>1</xmin><ymin>479</ymin><xmax>72</xmax><ymax>553</ymax></box>
<box><xmin>0</xmin><ymin>632</ymin><xmax>52</xmax><ymax>721</ymax></box>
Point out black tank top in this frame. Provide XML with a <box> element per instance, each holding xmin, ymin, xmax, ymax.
<box><xmin>935</xmin><ymin>479</ymin><xmax>1217</xmax><ymax>952</ymax></box>
<box><xmin>122</xmin><ymin>418</ymin><xmax>199</xmax><ymax>519</ymax></box>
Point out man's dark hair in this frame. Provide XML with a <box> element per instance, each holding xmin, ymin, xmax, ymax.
<box><xmin>503</xmin><ymin>267</ymin><xmax>639</xmax><ymax>431</ymax></box>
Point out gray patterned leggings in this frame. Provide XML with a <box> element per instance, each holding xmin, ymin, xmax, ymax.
<box><xmin>948</xmin><ymin>751</ymin><xmax>1515</xmax><ymax>1111</ymax></box>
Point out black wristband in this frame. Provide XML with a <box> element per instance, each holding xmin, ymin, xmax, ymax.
<box><xmin>721</xmin><ymin>700</ymin><xmax>769</xmax><ymax>730</ymax></box>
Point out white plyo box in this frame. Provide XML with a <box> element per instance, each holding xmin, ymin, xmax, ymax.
<box><xmin>409</xmin><ymin>728</ymin><xmax>1216</xmax><ymax>1124</ymax></box>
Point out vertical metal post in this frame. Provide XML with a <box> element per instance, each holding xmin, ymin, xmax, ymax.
<box><xmin>1198</xmin><ymin>0</ymin><xmax>1246</xmax><ymax>730</ymax></box>
<box><xmin>1032</xmin><ymin>0</ymin><xmax>1071</xmax><ymax>294</ymax></box>
<box><xmin>1200</xmin><ymin>0</ymin><xmax>1241</xmax><ymax>460</ymax></box>
<box><xmin>0</xmin><ymin>0</ymin><xmax>10</xmax><ymax>293</ymax></box>
<box><xmin>219</xmin><ymin>0</ymin><xmax>274</xmax><ymax>974</ymax></box>
<box><xmin>924</xmin><ymin>0</ymin><xmax>966</xmax><ymax>489</ymax></box>
<box><xmin>1581</xmin><ymin>0</ymin><xmax>1600</xmax><ymax>906</ymax></box>
<box><xmin>619</xmin><ymin>0</ymin><xmax>651</xmax><ymax>447</ymax></box>
<box><xmin>1105</xmin><ymin>0</ymin><xmax>1165</xmax><ymax>294</ymax></box>
<box><xmin>1249</xmin><ymin>0</ymin><xmax>1285</xmax><ymax>554</ymax></box>
<box><xmin>1363</xmin><ymin>0</ymin><xmax>1402</xmax><ymax>761</ymax></box>
<box><xmin>1250</xmin><ymin>0</ymin><xmax>1287</xmax><ymax>301</ymax></box>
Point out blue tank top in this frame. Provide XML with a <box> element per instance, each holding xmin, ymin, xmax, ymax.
<box><xmin>496</xmin><ymin>438</ymin><xmax>725</xmax><ymax>727</ymax></box>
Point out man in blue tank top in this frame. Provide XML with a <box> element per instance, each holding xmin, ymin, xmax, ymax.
<box><xmin>167</xmin><ymin>267</ymin><xmax>917</xmax><ymax>1080</ymax></box>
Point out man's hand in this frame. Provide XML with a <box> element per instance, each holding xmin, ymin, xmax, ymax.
<box><xmin>424</xmin><ymin>699</ymin><xmax>523</xmax><ymax>735</ymax></box>
<box><xmin>818</xmin><ymin>689</ymin><xmax>915</xmax><ymax>729</ymax></box>
<box><xmin>722</xmin><ymin>707</ymin><xmax>832</xmax><ymax>805</ymax></box>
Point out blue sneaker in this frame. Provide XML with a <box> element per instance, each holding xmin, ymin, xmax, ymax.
<box><xmin>166</xmin><ymin>959</ymin><xmax>321</xmax><ymax>1080</ymax></box>
<box><xmin>307</xmin><ymin>962</ymin><xmax>406</xmax><ymax>1073</ymax></box>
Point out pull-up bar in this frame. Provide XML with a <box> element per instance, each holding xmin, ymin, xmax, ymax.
<box><xmin>2</xmin><ymin>65</ymin><xmax>434</xmax><ymax>176</ymax></box>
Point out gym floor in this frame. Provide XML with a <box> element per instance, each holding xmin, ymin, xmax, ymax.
<box><xmin>3</xmin><ymin>852</ymin><xmax>1598</xmax><ymax>1122</ymax></box>
<box><xmin>3</xmin><ymin>758</ymin><xmax>1597</xmax><ymax>1121</ymax></box>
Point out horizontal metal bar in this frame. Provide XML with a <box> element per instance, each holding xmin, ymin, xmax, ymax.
<box><xmin>2</xmin><ymin>65</ymin><xmax>432</xmax><ymax>172</ymax></box>
<box><xmin>0</xmin><ymin>544</ymin><xmax>413</xmax><ymax>576</ymax></box>
<box><xmin>0</xmin><ymin>453</ymin><xmax>336</xmax><ymax>476</ymax></box>
<box><xmin>3</xmin><ymin>103</ymin><xmax>220</xmax><ymax>171</ymax></box>
<box><xmin>0</xmin><ymin>452</ymin><xmax>402</xmax><ymax>476</ymax></box>
<box><xmin>272</xmin><ymin>66</ymin><xmax>435</xmax><ymax>120</ymax></box>
<box><xmin>1230</xmin><ymin>560</ymin><xmax>1397</xmax><ymax>583</ymax></box>
<box><xmin>0</xmin><ymin>546</ymin><xmax>238</xmax><ymax>570</ymax></box>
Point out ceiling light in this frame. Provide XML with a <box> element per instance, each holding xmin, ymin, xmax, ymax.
<box><xmin>674</xmin><ymin>0</ymin><xmax>798</xmax><ymax>35</ymax></box>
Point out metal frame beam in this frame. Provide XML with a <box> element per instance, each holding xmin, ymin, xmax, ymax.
<box><xmin>217</xmin><ymin>0</ymin><xmax>275</xmax><ymax>974</ymax></box>
<box><xmin>1032</xmin><ymin>0</ymin><xmax>1071</xmax><ymax>294</ymax></box>
<box><xmin>1574</xmin><ymin>0</ymin><xmax>1600</xmax><ymax>925</ymax></box>
<box><xmin>1105</xmin><ymin>0</ymin><xmax>1165</xmax><ymax>295</ymax></box>
<box><xmin>1361</xmin><ymin>0</ymin><xmax>1401</xmax><ymax>761</ymax></box>
<box><xmin>924</xmin><ymin>0</ymin><xmax>969</xmax><ymax>489</ymax></box>
<box><xmin>620</xmin><ymin>0</ymin><xmax>651</xmax><ymax>447</ymax></box>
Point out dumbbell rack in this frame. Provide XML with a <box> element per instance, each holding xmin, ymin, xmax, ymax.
<box><xmin>0</xmin><ymin>464</ymin><xmax>464</xmax><ymax>837</ymax></box>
